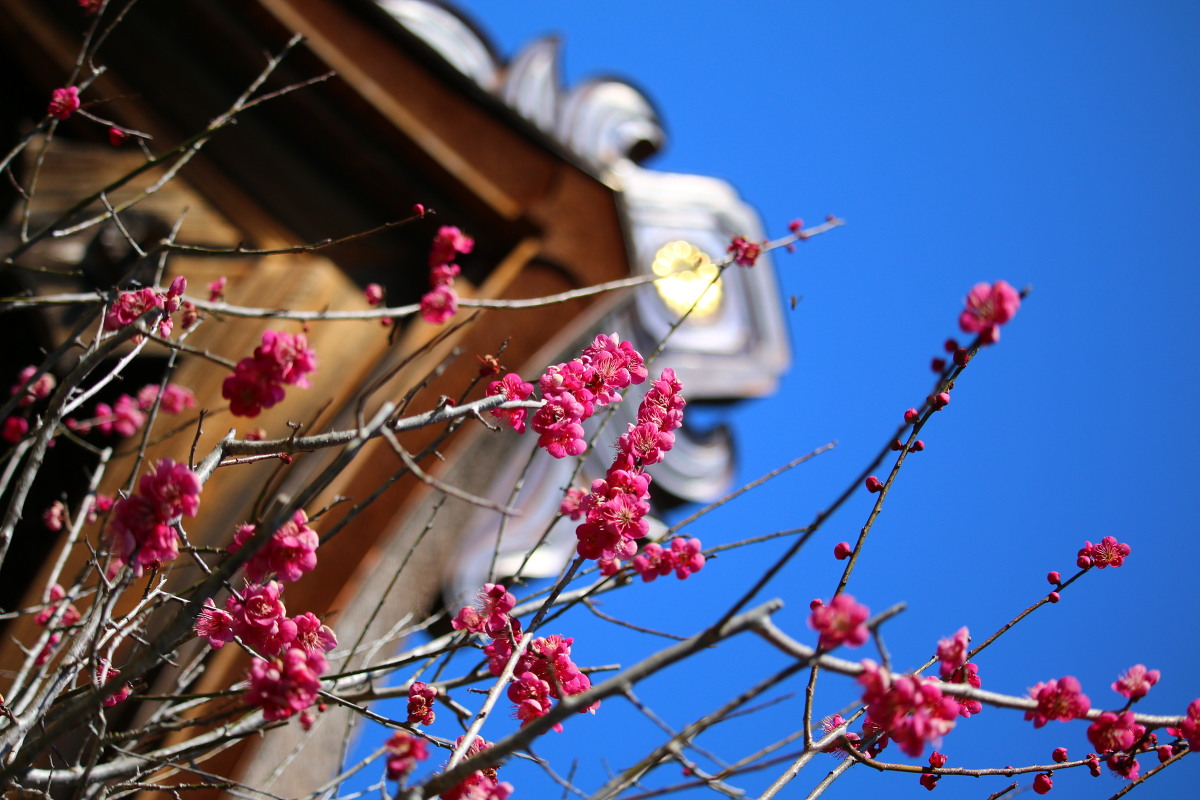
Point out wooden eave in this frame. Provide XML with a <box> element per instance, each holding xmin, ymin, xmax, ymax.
<box><xmin>0</xmin><ymin>2</ymin><xmax>638</xmax><ymax>790</ymax></box>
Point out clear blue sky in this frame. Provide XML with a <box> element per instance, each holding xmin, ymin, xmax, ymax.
<box><xmin>357</xmin><ymin>4</ymin><xmax>1200</xmax><ymax>798</ymax></box>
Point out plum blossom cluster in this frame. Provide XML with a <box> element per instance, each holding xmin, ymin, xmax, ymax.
<box><xmin>228</xmin><ymin>510</ymin><xmax>319</xmax><ymax>583</ymax></box>
<box><xmin>420</xmin><ymin>226</ymin><xmax>472</xmax><ymax>324</ymax></box>
<box><xmin>194</xmin><ymin>580</ymin><xmax>336</xmax><ymax>721</ymax></box>
<box><xmin>107</xmin><ymin>459</ymin><xmax>201</xmax><ymax>575</ymax></box>
<box><xmin>508</xmin><ymin>333</ymin><xmax>650</xmax><ymax>459</ymax></box>
<box><xmin>2</xmin><ymin>366</ymin><xmax>58</xmax><ymax>443</ymax></box>
<box><xmin>383</xmin><ymin>731</ymin><xmax>428</xmax><ymax>783</ymax></box>
<box><xmin>245</xmin><ymin>646</ymin><xmax>328</xmax><ymax>722</ymax></box>
<box><xmin>629</xmin><ymin>537</ymin><xmax>705</xmax><ymax>582</ymax></box>
<box><xmin>452</xmin><ymin>584</ymin><xmax>596</xmax><ymax>732</ymax></box>
<box><xmin>1024</xmin><ymin>676</ymin><xmax>1090</xmax><ymax>728</ymax></box>
<box><xmin>808</xmin><ymin>594</ymin><xmax>870</xmax><ymax>650</ymax></box>
<box><xmin>451</xmin><ymin>583</ymin><xmax>515</xmax><ymax>637</ymax></box>
<box><xmin>48</xmin><ymin>86</ymin><xmax>81</xmax><ymax>120</ymax></box>
<box><xmin>103</xmin><ymin>276</ymin><xmax>188</xmax><ymax>339</ymax></box>
<box><xmin>958</xmin><ymin>280</ymin><xmax>1021</xmax><ymax>344</ymax></box>
<box><xmin>47</xmin><ymin>493</ymin><xmax>115</xmax><ymax>532</ymax></box>
<box><xmin>1077</xmin><ymin>535</ymin><xmax>1131</xmax><ymax>569</ymax></box>
<box><xmin>728</xmin><ymin>235</ymin><xmax>762</xmax><ymax>267</ymax></box>
<box><xmin>96</xmin><ymin>660</ymin><xmax>132</xmax><ymax>707</ymax></box>
<box><xmin>194</xmin><ymin>580</ymin><xmax>336</xmax><ymax>656</ymax></box>
<box><xmin>540</xmin><ymin>351</ymin><xmax>685</xmax><ymax>573</ymax></box>
<box><xmin>1088</xmin><ymin>710</ymin><xmax>1151</xmax><ymax>780</ymax></box>
<box><xmin>493</xmin><ymin>630</ymin><xmax>598</xmax><ymax>732</ymax></box>
<box><xmin>935</xmin><ymin>627</ymin><xmax>982</xmax><ymax>717</ymax></box>
<box><xmin>485</xmin><ymin>373</ymin><xmax>534</xmax><ymax>434</ymax></box>
<box><xmin>221</xmin><ymin>329</ymin><xmax>317</xmax><ymax>417</ymax></box>
<box><xmin>407</xmin><ymin>681</ymin><xmax>437</xmax><ymax>726</ymax></box>
<box><xmin>818</xmin><ymin>713</ymin><xmax>861</xmax><ymax>759</ymax></box>
<box><xmin>440</xmin><ymin>735</ymin><xmax>512</xmax><ymax>800</ymax></box>
<box><xmin>32</xmin><ymin>583</ymin><xmax>81</xmax><ymax>666</ymax></box>
<box><xmin>65</xmin><ymin>382</ymin><xmax>196</xmax><ymax>437</ymax></box>
<box><xmin>858</xmin><ymin>660</ymin><xmax>960</xmax><ymax>758</ymax></box>
<box><xmin>485</xmin><ymin>336</ymin><xmax>688</xmax><ymax>572</ymax></box>
<box><xmin>11</xmin><ymin>366</ymin><xmax>56</xmax><ymax>407</ymax></box>
<box><xmin>1113</xmin><ymin>664</ymin><xmax>1160</xmax><ymax>701</ymax></box>
<box><xmin>363</xmin><ymin>281</ymin><xmax>393</xmax><ymax>326</ymax></box>
<box><xmin>1169</xmin><ymin>700</ymin><xmax>1200</xmax><ymax>756</ymax></box>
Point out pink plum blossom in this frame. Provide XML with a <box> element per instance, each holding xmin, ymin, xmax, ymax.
<box><xmin>1113</xmin><ymin>664</ymin><xmax>1160</xmax><ymax>700</ymax></box>
<box><xmin>1025</xmin><ymin>676</ymin><xmax>1090</xmax><ymax>728</ymax></box>
<box><xmin>48</xmin><ymin>87</ymin><xmax>80</xmax><ymax>120</ymax></box>
<box><xmin>809</xmin><ymin>594</ymin><xmax>870</xmax><ymax>650</ymax></box>
<box><xmin>935</xmin><ymin>627</ymin><xmax>970</xmax><ymax>679</ymax></box>
<box><xmin>728</xmin><ymin>235</ymin><xmax>762</xmax><ymax>267</ymax></box>
<box><xmin>407</xmin><ymin>681</ymin><xmax>436</xmax><ymax>726</ymax></box>
<box><xmin>428</xmin><ymin>226</ymin><xmax>474</xmax><ymax>266</ymax></box>
<box><xmin>1077</xmin><ymin>536</ymin><xmax>1131</xmax><ymax>569</ymax></box>
<box><xmin>958</xmin><ymin>280</ymin><xmax>1021</xmax><ymax>343</ymax></box>
<box><xmin>228</xmin><ymin>510</ymin><xmax>319</xmax><ymax>584</ymax></box>
<box><xmin>384</xmin><ymin>730</ymin><xmax>428</xmax><ymax>781</ymax></box>
<box><xmin>244</xmin><ymin>646</ymin><xmax>326</xmax><ymax>721</ymax></box>
<box><xmin>419</xmin><ymin>284</ymin><xmax>458</xmax><ymax>324</ymax></box>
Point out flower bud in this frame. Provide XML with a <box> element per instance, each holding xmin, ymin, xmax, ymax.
<box><xmin>834</xmin><ymin>542</ymin><xmax>852</xmax><ymax>560</ymax></box>
<box><xmin>904</xmin><ymin>408</ymin><xmax>920</xmax><ymax>424</ymax></box>
<box><xmin>953</xmin><ymin>348</ymin><xmax>971</xmax><ymax>367</ymax></box>
<box><xmin>1046</xmin><ymin>571</ymin><xmax>1061</xmax><ymax>585</ymax></box>
<box><xmin>865</xmin><ymin>476</ymin><xmax>883</xmax><ymax>493</ymax></box>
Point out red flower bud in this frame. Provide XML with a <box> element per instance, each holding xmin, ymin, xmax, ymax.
<box><xmin>834</xmin><ymin>542</ymin><xmax>852</xmax><ymax>560</ymax></box>
<box><xmin>1052</xmin><ymin>747</ymin><xmax>1068</xmax><ymax>763</ymax></box>
<box><xmin>943</xmin><ymin>338</ymin><xmax>959</xmax><ymax>353</ymax></box>
<box><xmin>911</xmin><ymin>440</ymin><xmax>925</xmax><ymax>452</ymax></box>
<box><xmin>904</xmin><ymin>408</ymin><xmax>920</xmax><ymax>424</ymax></box>
<box><xmin>930</xmin><ymin>392</ymin><xmax>950</xmax><ymax>409</ymax></box>
<box><xmin>1047</xmin><ymin>591</ymin><xmax>1060</xmax><ymax>603</ymax></box>
<box><xmin>953</xmin><ymin>348</ymin><xmax>971</xmax><ymax>367</ymax></box>
<box><xmin>865</xmin><ymin>476</ymin><xmax>883</xmax><ymax>493</ymax></box>
<box><xmin>1046</xmin><ymin>571</ymin><xmax>1061</xmax><ymax>585</ymax></box>
<box><xmin>931</xmin><ymin>357</ymin><xmax>946</xmax><ymax>373</ymax></box>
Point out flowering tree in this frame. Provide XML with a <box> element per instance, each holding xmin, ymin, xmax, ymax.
<box><xmin>0</xmin><ymin>4</ymin><xmax>1196</xmax><ymax>800</ymax></box>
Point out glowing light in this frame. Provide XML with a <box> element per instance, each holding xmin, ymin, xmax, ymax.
<box><xmin>650</xmin><ymin>241</ymin><xmax>722</xmax><ymax>319</ymax></box>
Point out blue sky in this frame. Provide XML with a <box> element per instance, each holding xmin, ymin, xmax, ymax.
<box><xmin>356</xmin><ymin>4</ymin><xmax>1200</xmax><ymax>798</ymax></box>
